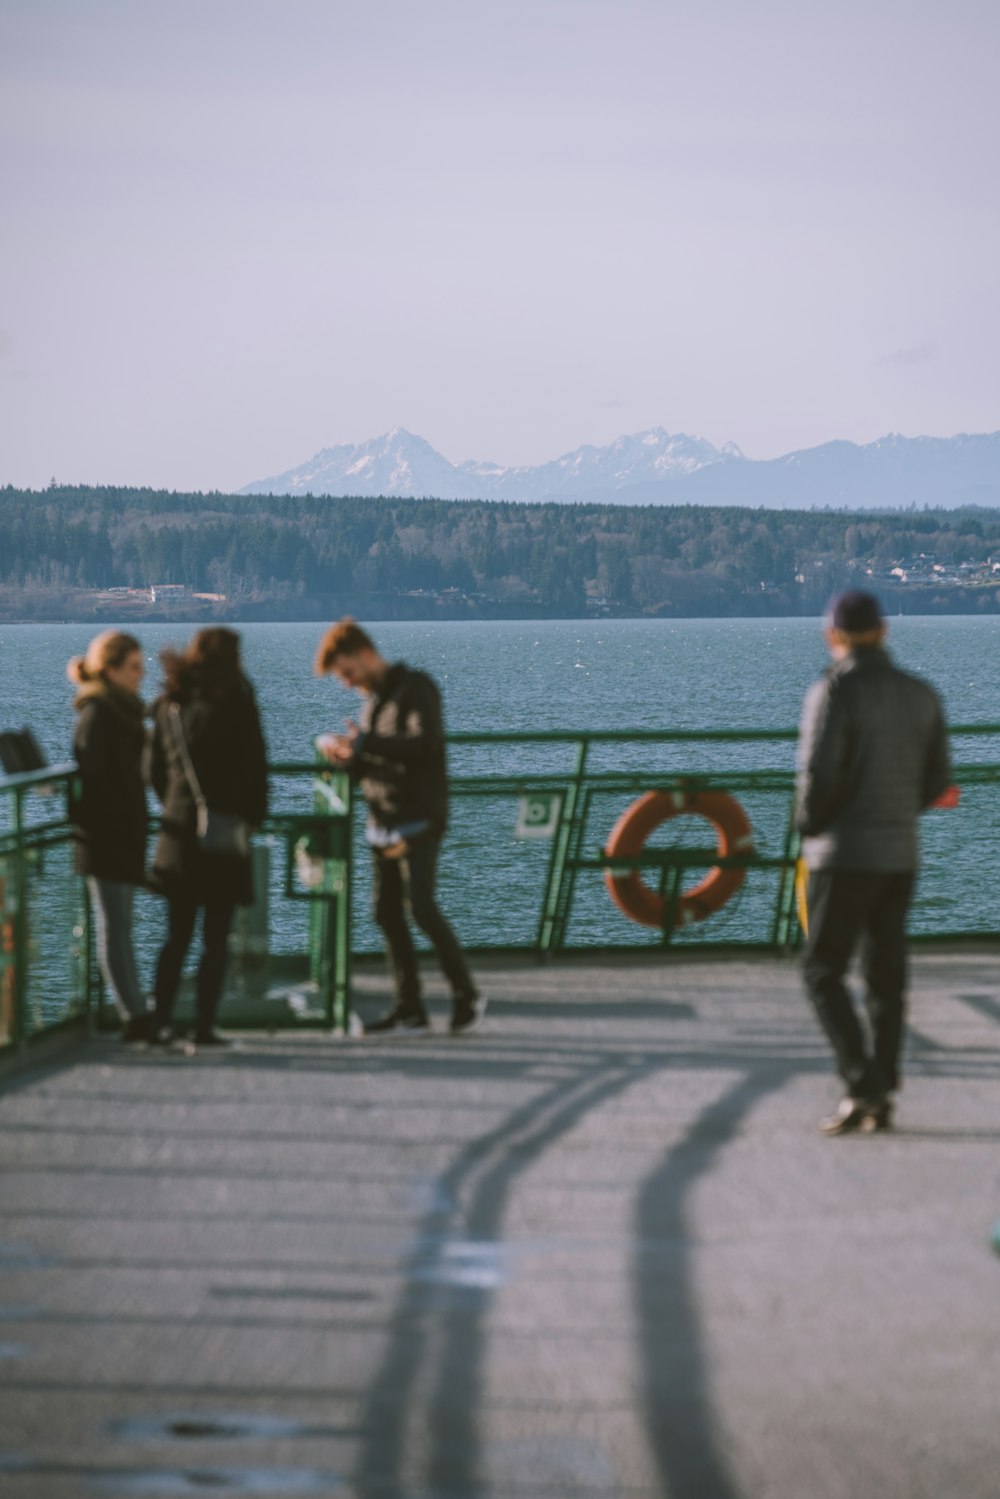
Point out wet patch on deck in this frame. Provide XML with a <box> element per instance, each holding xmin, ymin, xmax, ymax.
<box><xmin>0</xmin><ymin>1303</ymin><xmax>37</xmax><ymax>1320</ymax></box>
<box><xmin>208</xmin><ymin>1286</ymin><xmax>374</xmax><ymax>1305</ymax></box>
<box><xmin>409</xmin><ymin>1237</ymin><xmax>513</xmax><ymax>1290</ymax></box>
<box><xmin>111</xmin><ymin>1414</ymin><xmax>355</xmax><ymax>1442</ymax></box>
<box><xmin>0</xmin><ymin>1242</ymin><xmax>57</xmax><ymax>1269</ymax></box>
<box><xmin>0</xmin><ymin>1458</ymin><xmax>343</xmax><ymax>1495</ymax></box>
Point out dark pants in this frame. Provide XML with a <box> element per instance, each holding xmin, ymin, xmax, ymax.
<box><xmin>803</xmin><ymin>868</ymin><xmax>915</xmax><ymax>1098</ymax></box>
<box><xmin>154</xmin><ymin>897</ymin><xmax>235</xmax><ymax>1034</ymax></box>
<box><xmin>372</xmin><ymin>837</ymin><xmax>475</xmax><ymax>1013</ymax></box>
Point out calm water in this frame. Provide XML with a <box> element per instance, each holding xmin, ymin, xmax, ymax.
<box><xmin>5</xmin><ymin>615</ymin><xmax>1000</xmax><ymax>754</ymax></box>
<box><xmin>2</xmin><ymin>617</ymin><xmax>999</xmax><ymax>1020</ymax></box>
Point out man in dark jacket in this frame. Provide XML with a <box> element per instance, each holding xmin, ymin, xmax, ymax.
<box><xmin>796</xmin><ymin>591</ymin><xmax>950</xmax><ymax>1134</ymax></box>
<box><xmin>316</xmin><ymin>618</ymin><xmax>483</xmax><ymax>1036</ymax></box>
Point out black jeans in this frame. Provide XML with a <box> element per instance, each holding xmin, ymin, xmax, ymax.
<box><xmin>372</xmin><ymin>837</ymin><xmax>475</xmax><ymax>1013</ymax></box>
<box><xmin>803</xmin><ymin>868</ymin><xmax>915</xmax><ymax>1097</ymax></box>
<box><xmin>154</xmin><ymin>897</ymin><xmax>236</xmax><ymax>1035</ymax></box>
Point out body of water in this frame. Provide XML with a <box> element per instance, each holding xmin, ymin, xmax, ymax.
<box><xmin>4</xmin><ymin>615</ymin><xmax>1000</xmax><ymax>754</ymax></box>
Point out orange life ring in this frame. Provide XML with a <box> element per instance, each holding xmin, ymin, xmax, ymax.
<box><xmin>604</xmin><ymin>789</ymin><xmax>754</xmax><ymax>928</ymax></box>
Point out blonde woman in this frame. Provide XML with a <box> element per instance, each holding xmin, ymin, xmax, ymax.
<box><xmin>68</xmin><ymin>631</ymin><xmax>151</xmax><ymax>1041</ymax></box>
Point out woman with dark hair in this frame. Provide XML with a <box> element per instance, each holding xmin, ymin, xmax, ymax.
<box><xmin>149</xmin><ymin>628</ymin><xmax>268</xmax><ymax>1047</ymax></box>
<box><xmin>68</xmin><ymin>630</ymin><xmax>151</xmax><ymax>1042</ymax></box>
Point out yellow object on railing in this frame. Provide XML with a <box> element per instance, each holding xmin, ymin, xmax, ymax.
<box><xmin>795</xmin><ymin>858</ymin><xmax>809</xmax><ymax>938</ymax></box>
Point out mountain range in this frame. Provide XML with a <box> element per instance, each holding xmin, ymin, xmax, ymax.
<box><xmin>241</xmin><ymin>426</ymin><xmax>1000</xmax><ymax>510</ymax></box>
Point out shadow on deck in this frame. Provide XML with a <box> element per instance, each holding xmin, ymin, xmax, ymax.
<box><xmin>2</xmin><ymin>950</ymin><xmax>1000</xmax><ymax>1497</ymax></box>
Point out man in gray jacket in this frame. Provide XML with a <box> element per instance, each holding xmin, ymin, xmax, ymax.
<box><xmin>796</xmin><ymin>590</ymin><xmax>950</xmax><ymax>1134</ymax></box>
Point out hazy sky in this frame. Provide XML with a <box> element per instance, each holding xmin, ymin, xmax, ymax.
<box><xmin>2</xmin><ymin>0</ymin><xmax>999</xmax><ymax>491</ymax></box>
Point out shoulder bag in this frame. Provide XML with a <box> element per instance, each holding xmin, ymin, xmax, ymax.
<box><xmin>167</xmin><ymin>702</ymin><xmax>250</xmax><ymax>856</ymax></box>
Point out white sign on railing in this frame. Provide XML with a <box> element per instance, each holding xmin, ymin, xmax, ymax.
<box><xmin>514</xmin><ymin>793</ymin><xmax>561</xmax><ymax>840</ymax></box>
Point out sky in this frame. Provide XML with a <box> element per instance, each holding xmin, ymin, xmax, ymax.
<box><xmin>2</xmin><ymin>0</ymin><xmax>999</xmax><ymax>492</ymax></box>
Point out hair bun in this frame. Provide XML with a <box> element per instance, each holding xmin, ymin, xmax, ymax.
<box><xmin>67</xmin><ymin>656</ymin><xmax>90</xmax><ymax>685</ymax></box>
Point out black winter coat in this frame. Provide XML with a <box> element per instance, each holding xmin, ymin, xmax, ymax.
<box><xmin>351</xmin><ymin>662</ymin><xmax>449</xmax><ymax>834</ymax></box>
<box><xmin>71</xmin><ymin>687</ymin><xmax>148</xmax><ymax>884</ymax></box>
<box><xmin>150</xmin><ymin>679</ymin><xmax>268</xmax><ymax>907</ymax></box>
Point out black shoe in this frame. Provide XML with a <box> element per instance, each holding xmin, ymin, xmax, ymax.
<box><xmin>819</xmin><ymin>1096</ymin><xmax>886</xmax><ymax>1136</ymax></box>
<box><xmin>149</xmin><ymin>1024</ymin><xmax>176</xmax><ymax>1048</ymax></box>
<box><xmin>859</xmin><ymin>1098</ymin><xmax>894</xmax><ymax>1134</ymax></box>
<box><xmin>121</xmin><ymin>1014</ymin><xmax>153</xmax><ymax>1044</ymax></box>
<box><xmin>450</xmin><ymin>992</ymin><xmax>487</xmax><ymax>1036</ymax></box>
<box><xmin>193</xmin><ymin>1029</ymin><xmax>232</xmax><ymax>1048</ymax></box>
<box><xmin>363</xmin><ymin>1008</ymin><xmax>431</xmax><ymax>1036</ymax></box>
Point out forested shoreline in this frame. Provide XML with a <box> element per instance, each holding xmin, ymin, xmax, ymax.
<box><xmin>2</xmin><ymin>484</ymin><xmax>1000</xmax><ymax>621</ymax></box>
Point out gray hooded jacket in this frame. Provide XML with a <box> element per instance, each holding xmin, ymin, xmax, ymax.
<box><xmin>795</xmin><ymin>645</ymin><xmax>950</xmax><ymax>871</ymax></box>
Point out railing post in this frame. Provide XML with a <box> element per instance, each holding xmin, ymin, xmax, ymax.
<box><xmin>332</xmin><ymin>773</ymin><xmax>353</xmax><ymax>1031</ymax></box>
<box><xmin>11</xmin><ymin>787</ymin><xmax>29</xmax><ymax>1050</ymax></box>
<box><xmin>771</xmin><ymin>793</ymin><xmax>802</xmax><ymax>951</ymax></box>
<box><xmin>532</xmin><ymin>787</ymin><xmax>567</xmax><ymax>955</ymax></box>
<box><xmin>539</xmin><ymin>739</ymin><xmax>590</xmax><ymax>955</ymax></box>
<box><xmin>311</xmin><ymin>766</ymin><xmax>353</xmax><ymax>1032</ymax></box>
<box><xmin>74</xmin><ymin>850</ymin><xmax>95</xmax><ymax>1031</ymax></box>
<box><xmin>658</xmin><ymin>862</ymin><xmax>682</xmax><ymax>948</ymax></box>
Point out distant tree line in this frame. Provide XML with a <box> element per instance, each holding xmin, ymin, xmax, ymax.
<box><xmin>2</xmin><ymin>484</ymin><xmax>1000</xmax><ymax>618</ymax></box>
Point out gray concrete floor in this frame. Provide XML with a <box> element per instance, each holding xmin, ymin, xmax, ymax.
<box><xmin>1</xmin><ymin>949</ymin><xmax>1000</xmax><ymax>1498</ymax></box>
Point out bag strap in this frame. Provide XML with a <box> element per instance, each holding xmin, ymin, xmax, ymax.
<box><xmin>167</xmin><ymin>702</ymin><xmax>209</xmax><ymax>838</ymax></box>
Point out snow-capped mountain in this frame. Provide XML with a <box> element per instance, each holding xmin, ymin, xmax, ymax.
<box><xmin>457</xmin><ymin>429</ymin><xmax>739</xmax><ymax>502</ymax></box>
<box><xmin>241</xmin><ymin>427</ymin><xmax>1000</xmax><ymax>509</ymax></box>
<box><xmin>241</xmin><ymin>429</ymin><xmax>463</xmax><ymax>502</ymax></box>
<box><xmin>241</xmin><ymin>427</ymin><xmax>735</xmax><ymax>503</ymax></box>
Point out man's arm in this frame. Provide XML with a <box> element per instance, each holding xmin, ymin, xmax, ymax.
<box><xmin>795</xmin><ymin>676</ymin><xmax>849</xmax><ymax>836</ymax></box>
<box><xmin>921</xmin><ymin>694</ymin><xmax>951</xmax><ymax>810</ymax></box>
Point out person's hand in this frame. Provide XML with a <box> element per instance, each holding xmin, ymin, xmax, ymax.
<box><xmin>317</xmin><ymin>733</ymin><xmax>354</xmax><ymax>764</ymax></box>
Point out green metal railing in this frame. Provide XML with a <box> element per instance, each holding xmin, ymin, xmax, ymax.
<box><xmin>3</xmin><ymin>722</ymin><xmax>1000</xmax><ymax>1053</ymax></box>
<box><xmin>0</xmin><ymin>759</ymin><xmax>355</xmax><ymax>1052</ymax></box>
<box><xmin>0</xmin><ymin>761</ymin><xmax>87</xmax><ymax>1052</ymax></box>
<box><xmin>443</xmin><ymin>727</ymin><xmax>806</xmax><ymax>955</ymax></box>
